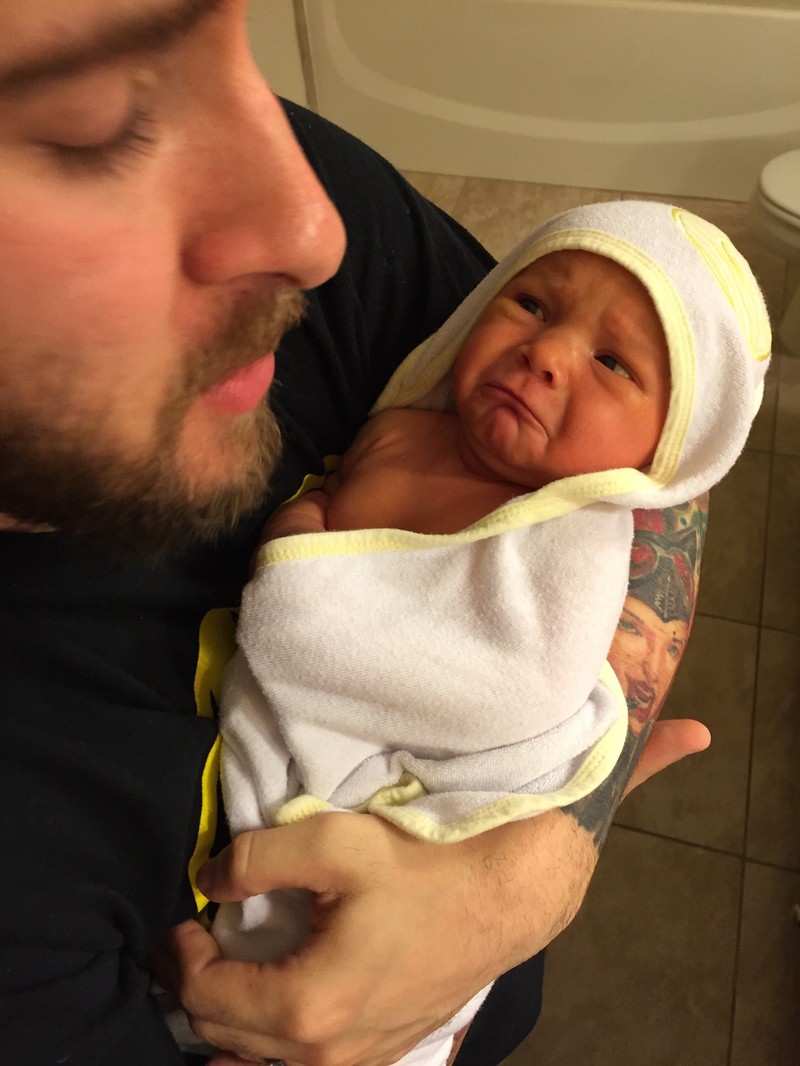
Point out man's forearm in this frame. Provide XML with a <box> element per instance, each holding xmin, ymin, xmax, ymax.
<box><xmin>566</xmin><ymin>494</ymin><xmax>709</xmax><ymax>849</ymax></box>
<box><xmin>463</xmin><ymin>496</ymin><xmax>711</xmax><ymax>974</ymax></box>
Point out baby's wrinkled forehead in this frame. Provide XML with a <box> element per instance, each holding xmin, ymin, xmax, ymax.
<box><xmin>513</xmin><ymin>248</ymin><xmax>637</xmax><ymax>290</ymax></box>
<box><xmin>508</xmin><ymin>248</ymin><xmax>668</xmax><ymax>342</ymax></box>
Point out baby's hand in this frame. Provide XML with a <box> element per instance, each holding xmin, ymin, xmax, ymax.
<box><xmin>261</xmin><ymin>489</ymin><xmax>331</xmax><ymax>543</ymax></box>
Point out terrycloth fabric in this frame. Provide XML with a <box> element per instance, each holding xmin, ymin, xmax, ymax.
<box><xmin>220</xmin><ymin>199</ymin><xmax>770</xmax><ymax>845</ymax></box>
<box><xmin>221</xmin><ymin>503</ymin><xmax>631</xmax><ymax>844</ymax></box>
<box><xmin>214</xmin><ymin>204</ymin><xmax>770</xmax><ymax>1059</ymax></box>
<box><xmin>379</xmin><ymin>200</ymin><xmax>771</xmax><ymax>510</ymax></box>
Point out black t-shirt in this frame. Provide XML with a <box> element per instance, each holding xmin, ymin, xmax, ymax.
<box><xmin>0</xmin><ymin>101</ymin><xmax>540</xmax><ymax>1066</ymax></box>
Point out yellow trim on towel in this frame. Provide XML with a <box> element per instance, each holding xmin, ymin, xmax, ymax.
<box><xmin>262</xmin><ymin>668</ymin><xmax>628</xmax><ymax>845</ymax></box>
<box><xmin>275</xmin><ymin>795</ymin><xmax>332</xmax><ymax>824</ymax></box>
<box><xmin>193</xmin><ymin>608</ymin><xmax>238</xmax><ymax>717</ymax></box>
<box><xmin>256</xmin><ymin>464</ymin><xmax>652</xmax><ymax>569</ymax></box>
<box><xmin>375</xmin><ymin>340</ymin><xmax>462</xmax><ymax>414</ymax></box>
<box><xmin>188</xmin><ymin>608</ymin><xmax>238</xmax><ymax>911</ymax></box>
<box><xmin>365</xmin><ymin>661</ymin><xmax>628</xmax><ymax>843</ymax></box>
<box><xmin>257</xmin><ymin>487</ymin><xmax>597</xmax><ymax>568</ymax></box>
<box><xmin>672</xmin><ymin>208</ymin><xmax>770</xmax><ymax>362</ymax></box>
<box><xmin>354</xmin><ymin>772</ymin><xmax>426</xmax><ymax>812</ymax></box>
<box><xmin>267</xmin><ymin>665</ymin><xmax>629</xmax><ymax>842</ymax></box>
<box><xmin>188</xmin><ymin>735</ymin><xmax>221</xmax><ymax>911</ymax></box>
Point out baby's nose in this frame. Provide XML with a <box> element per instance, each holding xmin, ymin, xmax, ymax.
<box><xmin>521</xmin><ymin>331</ymin><xmax>582</xmax><ymax>385</ymax></box>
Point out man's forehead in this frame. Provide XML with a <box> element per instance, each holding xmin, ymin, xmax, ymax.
<box><xmin>0</xmin><ymin>0</ymin><xmax>223</xmax><ymax>93</ymax></box>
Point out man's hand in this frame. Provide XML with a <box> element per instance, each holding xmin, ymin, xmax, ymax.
<box><xmin>161</xmin><ymin>809</ymin><xmax>598</xmax><ymax>1066</ymax></box>
<box><xmin>163</xmin><ymin>812</ymin><xmax>519</xmax><ymax>1066</ymax></box>
<box><xmin>623</xmin><ymin>717</ymin><xmax>710</xmax><ymax>798</ymax></box>
<box><xmin>161</xmin><ymin>715</ymin><xmax>706</xmax><ymax>1066</ymax></box>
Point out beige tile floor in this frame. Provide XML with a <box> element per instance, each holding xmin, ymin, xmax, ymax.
<box><xmin>402</xmin><ymin>172</ymin><xmax>800</xmax><ymax>1066</ymax></box>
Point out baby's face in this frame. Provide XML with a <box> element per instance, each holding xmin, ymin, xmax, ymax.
<box><xmin>452</xmin><ymin>249</ymin><xmax>671</xmax><ymax>488</ymax></box>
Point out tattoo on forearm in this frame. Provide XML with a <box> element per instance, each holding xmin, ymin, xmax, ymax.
<box><xmin>564</xmin><ymin>493</ymin><xmax>710</xmax><ymax>849</ymax></box>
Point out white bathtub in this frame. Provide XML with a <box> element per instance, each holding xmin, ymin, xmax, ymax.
<box><xmin>301</xmin><ymin>0</ymin><xmax>800</xmax><ymax>200</ymax></box>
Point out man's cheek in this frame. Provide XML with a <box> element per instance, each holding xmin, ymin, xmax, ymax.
<box><xmin>4</xmin><ymin>192</ymin><xmax>173</xmax><ymax>324</ymax></box>
<box><xmin>63</xmin><ymin>239</ymin><xmax>175</xmax><ymax>345</ymax></box>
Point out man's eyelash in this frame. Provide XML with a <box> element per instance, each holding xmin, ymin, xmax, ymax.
<box><xmin>43</xmin><ymin>108</ymin><xmax>158</xmax><ymax>177</ymax></box>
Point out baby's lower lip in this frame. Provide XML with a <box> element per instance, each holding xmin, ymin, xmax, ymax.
<box><xmin>485</xmin><ymin>384</ymin><xmax>544</xmax><ymax>428</ymax></box>
<box><xmin>203</xmin><ymin>353</ymin><xmax>275</xmax><ymax>414</ymax></box>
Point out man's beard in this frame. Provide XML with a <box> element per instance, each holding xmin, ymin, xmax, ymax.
<box><xmin>0</xmin><ymin>288</ymin><xmax>305</xmax><ymax>561</ymax></box>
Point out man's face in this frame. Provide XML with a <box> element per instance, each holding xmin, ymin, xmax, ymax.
<box><xmin>452</xmin><ymin>250</ymin><xmax>671</xmax><ymax>489</ymax></box>
<box><xmin>0</xmin><ymin>0</ymin><xmax>346</xmax><ymax>555</ymax></box>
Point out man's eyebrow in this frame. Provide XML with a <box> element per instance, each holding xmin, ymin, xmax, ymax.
<box><xmin>0</xmin><ymin>0</ymin><xmax>225</xmax><ymax>94</ymax></box>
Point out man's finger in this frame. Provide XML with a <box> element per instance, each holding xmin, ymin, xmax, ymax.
<box><xmin>164</xmin><ymin>919</ymin><xmax>224</xmax><ymax>976</ymax></box>
<box><xmin>168</xmin><ymin>916</ymin><xmax>326</xmax><ymax>1037</ymax></box>
<box><xmin>624</xmin><ymin>718</ymin><xmax>711</xmax><ymax>797</ymax></box>
<box><xmin>196</xmin><ymin>817</ymin><xmax>360</xmax><ymax>902</ymax></box>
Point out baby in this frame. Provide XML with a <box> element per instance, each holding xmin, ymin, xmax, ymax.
<box><xmin>212</xmin><ymin>200</ymin><xmax>771</xmax><ymax>1066</ymax></box>
<box><xmin>267</xmin><ymin>245</ymin><xmax>671</xmax><ymax>538</ymax></box>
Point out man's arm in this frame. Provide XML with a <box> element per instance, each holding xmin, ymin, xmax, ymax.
<box><xmin>570</xmin><ymin>493</ymin><xmax>710</xmax><ymax>848</ymax></box>
<box><xmin>157</xmin><ymin>498</ymin><xmax>710</xmax><ymax>1066</ymax></box>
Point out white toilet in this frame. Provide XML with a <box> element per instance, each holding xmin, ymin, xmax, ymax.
<box><xmin>750</xmin><ymin>149</ymin><xmax>800</xmax><ymax>356</ymax></box>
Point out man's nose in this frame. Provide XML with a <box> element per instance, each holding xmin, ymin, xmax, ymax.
<box><xmin>518</xmin><ymin>331</ymin><xmax>583</xmax><ymax>387</ymax></box>
<box><xmin>181</xmin><ymin>81</ymin><xmax>346</xmax><ymax>292</ymax></box>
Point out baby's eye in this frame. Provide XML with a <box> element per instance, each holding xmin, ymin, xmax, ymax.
<box><xmin>516</xmin><ymin>295</ymin><xmax>545</xmax><ymax>319</ymax></box>
<box><xmin>596</xmin><ymin>353</ymin><xmax>632</xmax><ymax>379</ymax></box>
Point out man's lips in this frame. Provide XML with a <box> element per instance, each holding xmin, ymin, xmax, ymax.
<box><xmin>202</xmin><ymin>353</ymin><xmax>275</xmax><ymax>415</ymax></box>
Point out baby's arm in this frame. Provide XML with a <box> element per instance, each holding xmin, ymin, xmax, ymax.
<box><xmin>261</xmin><ymin>490</ymin><xmax>331</xmax><ymax>542</ymax></box>
<box><xmin>262</xmin><ymin>416</ymin><xmax>389</xmax><ymax>544</ymax></box>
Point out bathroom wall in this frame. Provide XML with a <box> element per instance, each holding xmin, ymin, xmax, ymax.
<box><xmin>658</xmin><ymin>0</ymin><xmax>797</xmax><ymax>7</ymax></box>
<box><xmin>250</xmin><ymin>0</ymin><xmax>800</xmax><ymax>201</ymax></box>
<box><xmin>247</xmin><ymin>0</ymin><xmax>306</xmax><ymax>107</ymax></box>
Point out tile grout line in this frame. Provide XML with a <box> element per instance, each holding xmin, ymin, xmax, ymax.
<box><xmin>692</xmin><ymin>611</ymin><xmax>800</xmax><ymax>641</ymax></box>
<box><xmin>726</xmin><ymin>323</ymin><xmax>782</xmax><ymax>1065</ymax></box>
<box><xmin>744</xmin><ymin>853</ymin><xmax>800</xmax><ymax>877</ymax></box>
<box><xmin>610</xmin><ymin>821</ymin><xmax>749</xmax><ymax>861</ymax></box>
<box><xmin>609</xmin><ymin>822</ymin><xmax>800</xmax><ymax>874</ymax></box>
